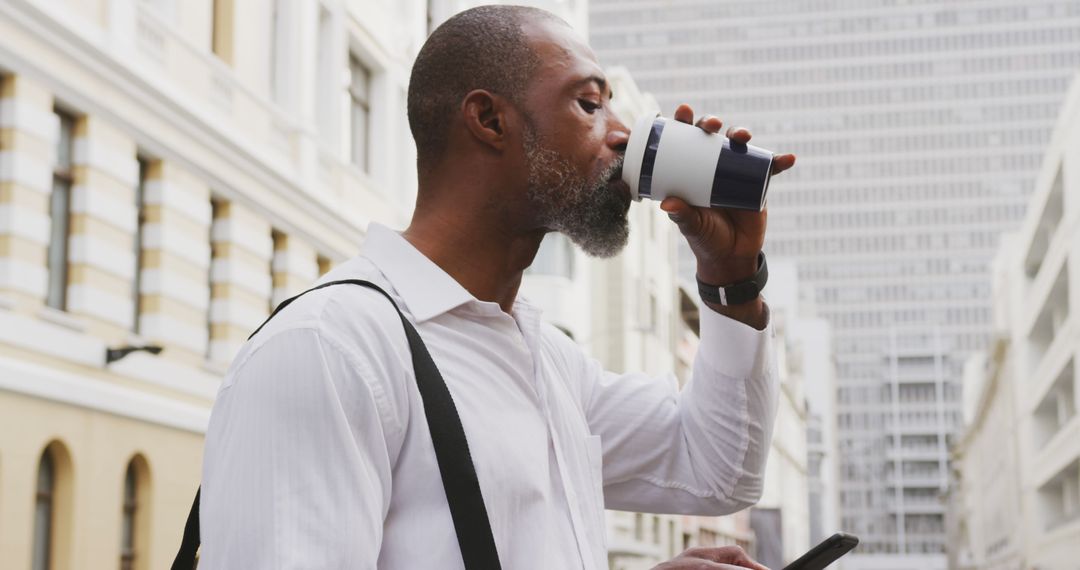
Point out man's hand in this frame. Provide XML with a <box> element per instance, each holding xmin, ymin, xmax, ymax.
<box><xmin>653</xmin><ymin>545</ymin><xmax>771</xmax><ymax>570</ymax></box>
<box><xmin>661</xmin><ymin>104</ymin><xmax>796</xmax><ymax>330</ymax></box>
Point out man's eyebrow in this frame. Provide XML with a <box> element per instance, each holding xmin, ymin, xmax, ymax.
<box><xmin>572</xmin><ymin>75</ymin><xmax>614</xmax><ymax>99</ymax></box>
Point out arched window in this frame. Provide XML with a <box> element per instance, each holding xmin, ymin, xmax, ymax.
<box><xmin>120</xmin><ymin>463</ymin><xmax>137</xmax><ymax>569</ymax></box>
<box><xmin>121</xmin><ymin>454</ymin><xmax>151</xmax><ymax>570</ymax></box>
<box><xmin>32</xmin><ymin>451</ymin><xmax>55</xmax><ymax>570</ymax></box>
<box><xmin>33</xmin><ymin>441</ymin><xmax>73</xmax><ymax>570</ymax></box>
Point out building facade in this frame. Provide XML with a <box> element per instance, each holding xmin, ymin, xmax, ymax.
<box><xmin>952</xmin><ymin>72</ymin><xmax>1080</xmax><ymax>570</ymax></box>
<box><xmin>0</xmin><ymin>0</ymin><xmax>429</xmax><ymax>567</ymax></box>
<box><xmin>589</xmin><ymin>1</ymin><xmax>1080</xmax><ymax>567</ymax></box>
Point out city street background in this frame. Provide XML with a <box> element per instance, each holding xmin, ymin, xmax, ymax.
<box><xmin>0</xmin><ymin>0</ymin><xmax>1077</xmax><ymax>569</ymax></box>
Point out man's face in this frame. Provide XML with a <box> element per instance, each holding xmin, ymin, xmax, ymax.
<box><xmin>518</xmin><ymin>20</ymin><xmax>631</xmax><ymax>258</ymax></box>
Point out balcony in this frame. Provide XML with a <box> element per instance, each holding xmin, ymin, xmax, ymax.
<box><xmin>1022</xmin><ymin>164</ymin><xmax>1064</xmax><ymax>281</ymax></box>
<box><xmin>884</xmin><ymin>494</ymin><xmax>944</xmax><ymax>512</ymax></box>
<box><xmin>1037</xmin><ymin>459</ymin><xmax>1080</xmax><ymax>532</ymax></box>
<box><xmin>887</xmin><ymin>446</ymin><xmax>942</xmax><ymax>461</ymax></box>
<box><xmin>884</xmin><ymin>415</ymin><xmax>945</xmax><ymax>434</ymax></box>
<box><xmin>886</xmin><ymin>473</ymin><xmax>945</xmax><ymax>489</ymax></box>
<box><xmin>1024</xmin><ymin>261</ymin><xmax>1070</xmax><ymax>376</ymax></box>
<box><xmin>1031</xmin><ymin>359</ymin><xmax>1077</xmax><ymax>450</ymax></box>
<box><xmin>893</xmin><ymin>369</ymin><xmax>942</xmax><ymax>384</ymax></box>
<box><xmin>897</xmin><ymin>502</ymin><xmax>946</xmax><ymax>515</ymax></box>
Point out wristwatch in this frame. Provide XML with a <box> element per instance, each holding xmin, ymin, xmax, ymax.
<box><xmin>696</xmin><ymin>251</ymin><xmax>768</xmax><ymax>306</ymax></box>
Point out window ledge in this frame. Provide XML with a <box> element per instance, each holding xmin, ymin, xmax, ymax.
<box><xmin>37</xmin><ymin>306</ymin><xmax>86</xmax><ymax>333</ymax></box>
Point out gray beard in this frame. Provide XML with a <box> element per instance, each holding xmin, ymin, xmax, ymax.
<box><xmin>523</xmin><ymin>125</ymin><xmax>630</xmax><ymax>258</ymax></box>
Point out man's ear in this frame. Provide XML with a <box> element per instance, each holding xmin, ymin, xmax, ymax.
<box><xmin>461</xmin><ymin>89</ymin><xmax>516</xmax><ymax>152</ymax></box>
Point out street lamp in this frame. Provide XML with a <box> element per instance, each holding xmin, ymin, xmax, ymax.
<box><xmin>105</xmin><ymin>344</ymin><xmax>163</xmax><ymax>364</ymax></box>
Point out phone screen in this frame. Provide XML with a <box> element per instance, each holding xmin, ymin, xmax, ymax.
<box><xmin>782</xmin><ymin>532</ymin><xmax>859</xmax><ymax>570</ymax></box>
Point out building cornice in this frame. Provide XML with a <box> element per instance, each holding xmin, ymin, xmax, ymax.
<box><xmin>0</xmin><ymin>0</ymin><xmax>369</xmax><ymax>257</ymax></box>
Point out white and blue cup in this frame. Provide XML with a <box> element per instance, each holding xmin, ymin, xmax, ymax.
<box><xmin>622</xmin><ymin>114</ymin><xmax>774</xmax><ymax>211</ymax></box>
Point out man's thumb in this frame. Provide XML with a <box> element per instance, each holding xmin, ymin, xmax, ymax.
<box><xmin>660</xmin><ymin>197</ymin><xmax>701</xmax><ymax>235</ymax></box>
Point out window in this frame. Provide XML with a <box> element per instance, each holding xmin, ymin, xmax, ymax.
<box><xmin>133</xmin><ymin>158</ymin><xmax>149</xmax><ymax>333</ymax></box>
<box><xmin>271</xmin><ymin>230</ymin><xmax>286</xmax><ymax>312</ymax></box>
<box><xmin>269</xmin><ymin>0</ymin><xmax>291</xmax><ymax>105</ymax></box>
<box><xmin>47</xmin><ymin>110</ymin><xmax>75</xmax><ymax>310</ymax></box>
<box><xmin>208</xmin><ymin>198</ymin><xmax>225</xmax><ymax>359</ymax></box>
<box><xmin>32</xmin><ymin>451</ymin><xmax>55</xmax><ymax>570</ymax></box>
<box><xmin>647</xmin><ymin>292</ymin><xmax>658</xmax><ymax>333</ymax></box>
<box><xmin>317</xmin><ymin>255</ymin><xmax>332</xmax><ymax>277</ymax></box>
<box><xmin>211</xmin><ymin>0</ymin><xmax>234</xmax><ymax>64</ymax></box>
<box><xmin>348</xmin><ymin>55</ymin><xmax>371</xmax><ymax>171</ymax></box>
<box><xmin>315</xmin><ymin>7</ymin><xmax>334</xmax><ymax>138</ymax></box>
<box><xmin>120</xmin><ymin>455</ymin><xmax>150</xmax><ymax>570</ymax></box>
<box><xmin>120</xmin><ymin>463</ymin><xmax>137</xmax><ymax>570</ymax></box>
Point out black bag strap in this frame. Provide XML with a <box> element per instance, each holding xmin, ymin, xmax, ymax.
<box><xmin>172</xmin><ymin>279</ymin><xmax>502</xmax><ymax>569</ymax></box>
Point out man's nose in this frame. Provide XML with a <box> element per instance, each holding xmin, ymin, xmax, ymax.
<box><xmin>606</xmin><ymin>123</ymin><xmax>630</xmax><ymax>154</ymax></box>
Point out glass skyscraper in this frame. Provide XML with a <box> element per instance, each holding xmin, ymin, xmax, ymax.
<box><xmin>590</xmin><ymin>1</ymin><xmax>1080</xmax><ymax>567</ymax></box>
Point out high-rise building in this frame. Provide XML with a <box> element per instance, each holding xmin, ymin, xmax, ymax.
<box><xmin>589</xmin><ymin>1</ymin><xmax>1080</xmax><ymax>567</ymax></box>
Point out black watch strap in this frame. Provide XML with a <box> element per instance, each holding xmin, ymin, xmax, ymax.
<box><xmin>697</xmin><ymin>251</ymin><xmax>768</xmax><ymax>306</ymax></box>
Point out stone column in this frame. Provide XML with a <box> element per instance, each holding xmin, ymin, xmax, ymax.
<box><xmin>271</xmin><ymin>231</ymin><xmax>318</xmax><ymax>310</ymax></box>
<box><xmin>208</xmin><ymin>200</ymin><xmax>271</xmax><ymax>364</ymax></box>
<box><xmin>66</xmin><ymin>114</ymin><xmax>139</xmax><ymax>338</ymax></box>
<box><xmin>138</xmin><ymin>160</ymin><xmax>212</xmax><ymax>363</ymax></box>
<box><xmin>0</xmin><ymin>74</ymin><xmax>58</xmax><ymax>306</ymax></box>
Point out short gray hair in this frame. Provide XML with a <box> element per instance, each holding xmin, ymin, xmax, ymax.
<box><xmin>407</xmin><ymin>5</ymin><xmax>565</xmax><ymax>172</ymax></box>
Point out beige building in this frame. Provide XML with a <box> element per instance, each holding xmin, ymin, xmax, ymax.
<box><xmin>952</xmin><ymin>72</ymin><xmax>1080</xmax><ymax>570</ymax></box>
<box><xmin>0</xmin><ymin>0</ymin><xmax>428</xmax><ymax>567</ymax></box>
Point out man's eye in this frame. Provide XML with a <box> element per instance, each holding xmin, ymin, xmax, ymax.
<box><xmin>578</xmin><ymin>99</ymin><xmax>601</xmax><ymax>114</ymax></box>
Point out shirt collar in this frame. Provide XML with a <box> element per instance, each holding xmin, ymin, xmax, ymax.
<box><xmin>360</xmin><ymin>223</ymin><xmax>480</xmax><ymax>323</ymax></box>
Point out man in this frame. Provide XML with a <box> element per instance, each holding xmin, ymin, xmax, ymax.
<box><xmin>200</xmin><ymin>5</ymin><xmax>796</xmax><ymax>569</ymax></box>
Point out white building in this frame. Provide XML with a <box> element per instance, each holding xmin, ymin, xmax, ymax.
<box><xmin>0</xmin><ymin>0</ymin><xmax>441</xmax><ymax>566</ymax></box>
<box><xmin>952</xmin><ymin>71</ymin><xmax>1080</xmax><ymax>570</ymax></box>
<box><xmin>589</xmin><ymin>2</ymin><xmax>1080</xmax><ymax>567</ymax></box>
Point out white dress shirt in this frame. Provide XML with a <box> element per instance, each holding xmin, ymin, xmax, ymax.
<box><xmin>200</xmin><ymin>224</ymin><xmax>778</xmax><ymax>570</ymax></box>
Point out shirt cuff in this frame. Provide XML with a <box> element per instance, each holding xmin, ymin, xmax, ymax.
<box><xmin>697</xmin><ymin>300</ymin><xmax>774</xmax><ymax>380</ymax></box>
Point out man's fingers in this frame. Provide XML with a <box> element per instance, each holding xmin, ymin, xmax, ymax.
<box><xmin>695</xmin><ymin>115</ymin><xmax>724</xmax><ymax>134</ymax></box>
<box><xmin>726</xmin><ymin>126</ymin><xmax>752</xmax><ymax>144</ymax></box>
<box><xmin>770</xmin><ymin>153</ymin><xmax>796</xmax><ymax>175</ymax></box>
<box><xmin>679</xmin><ymin>546</ymin><xmax>770</xmax><ymax>570</ymax></box>
<box><xmin>654</xmin><ymin>561</ymin><xmax>731</xmax><ymax>570</ymax></box>
<box><xmin>674</xmin><ymin>103</ymin><xmax>695</xmax><ymax>125</ymax></box>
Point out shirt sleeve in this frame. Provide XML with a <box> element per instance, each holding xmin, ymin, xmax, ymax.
<box><xmin>580</xmin><ymin>308</ymin><xmax>779</xmax><ymax>516</ymax></box>
<box><xmin>199</xmin><ymin>327</ymin><xmax>397</xmax><ymax>569</ymax></box>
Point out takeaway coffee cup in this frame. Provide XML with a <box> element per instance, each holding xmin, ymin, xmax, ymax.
<box><xmin>622</xmin><ymin>114</ymin><xmax>774</xmax><ymax>211</ymax></box>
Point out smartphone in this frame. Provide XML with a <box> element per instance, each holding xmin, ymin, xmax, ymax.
<box><xmin>782</xmin><ymin>532</ymin><xmax>859</xmax><ymax>570</ymax></box>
